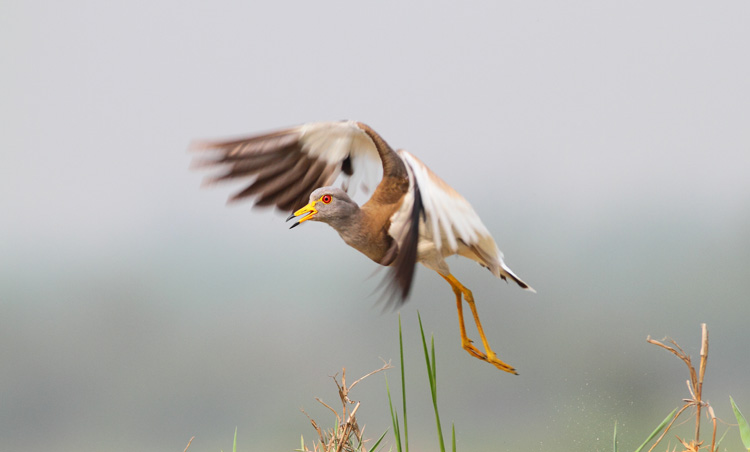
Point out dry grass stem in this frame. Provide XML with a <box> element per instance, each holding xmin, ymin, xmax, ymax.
<box><xmin>707</xmin><ymin>405</ymin><xmax>717</xmax><ymax>451</ymax></box>
<box><xmin>183</xmin><ymin>436</ymin><xmax>195</xmax><ymax>452</ymax></box>
<box><xmin>300</xmin><ymin>361</ymin><xmax>393</xmax><ymax>452</ymax></box>
<box><xmin>646</xmin><ymin>323</ymin><xmax>716</xmax><ymax>452</ymax></box>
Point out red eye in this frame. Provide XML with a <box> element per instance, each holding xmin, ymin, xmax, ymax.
<box><xmin>321</xmin><ymin>194</ymin><xmax>332</xmax><ymax>204</ymax></box>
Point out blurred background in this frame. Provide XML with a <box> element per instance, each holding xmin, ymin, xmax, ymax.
<box><xmin>2</xmin><ymin>1</ymin><xmax>749</xmax><ymax>451</ymax></box>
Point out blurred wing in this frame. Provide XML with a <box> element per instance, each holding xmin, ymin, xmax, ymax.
<box><xmin>191</xmin><ymin>120</ymin><xmax>383</xmax><ymax>211</ymax></box>
<box><xmin>379</xmin><ymin>160</ymin><xmax>424</xmax><ymax>306</ymax></box>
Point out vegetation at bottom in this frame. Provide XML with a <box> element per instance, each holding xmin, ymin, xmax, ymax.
<box><xmin>612</xmin><ymin>324</ymin><xmax>750</xmax><ymax>452</ymax></box>
<box><xmin>290</xmin><ymin>312</ymin><xmax>453</xmax><ymax>452</ymax></box>
<box><xmin>184</xmin><ymin>321</ymin><xmax>748</xmax><ymax>452</ymax></box>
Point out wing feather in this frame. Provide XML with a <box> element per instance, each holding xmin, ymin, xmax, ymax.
<box><xmin>192</xmin><ymin>121</ymin><xmax>382</xmax><ymax>211</ymax></box>
<box><xmin>397</xmin><ymin>150</ymin><xmax>496</xmax><ymax>257</ymax></box>
<box><xmin>379</xmin><ymin>172</ymin><xmax>424</xmax><ymax>307</ymax></box>
<box><xmin>398</xmin><ymin>151</ymin><xmax>534</xmax><ymax>291</ymax></box>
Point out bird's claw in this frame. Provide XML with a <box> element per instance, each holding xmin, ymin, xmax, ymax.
<box><xmin>462</xmin><ymin>339</ymin><xmax>517</xmax><ymax>374</ymax></box>
<box><xmin>462</xmin><ymin>339</ymin><xmax>486</xmax><ymax>360</ymax></box>
<box><xmin>486</xmin><ymin>354</ymin><xmax>518</xmax><ymax>375</ymax></box>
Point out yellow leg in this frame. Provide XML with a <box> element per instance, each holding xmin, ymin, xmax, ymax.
<box><xmin>440</xmin><ymin>273</ymin><xmax>518</xmax><ymax>375</ymax></box>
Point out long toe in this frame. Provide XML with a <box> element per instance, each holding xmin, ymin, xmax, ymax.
<box><xmin>487</xmin><ymin>353</ymin><xmax>518</xmax><ymax>375</ymax></box>
<box><xmin>462</xmin><ymin>339</ymin><xmax>488</xmax><ymax>360</ymax></box>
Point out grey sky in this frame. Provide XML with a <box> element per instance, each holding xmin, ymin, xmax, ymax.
<box><xmin>2</xmin><ymin>1</ymin><xmax>749</xmax><ymax>451</ymax></box>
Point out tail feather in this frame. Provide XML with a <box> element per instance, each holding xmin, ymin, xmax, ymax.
<box><xmin>466</xmin><ymin>241</ymin><xmax>536</xmax><ymax>293</ymax></box>
<box><xmin>498</xmin><ymin>261</ymin><xmax>536</xmax><ymax>293</ymax></box>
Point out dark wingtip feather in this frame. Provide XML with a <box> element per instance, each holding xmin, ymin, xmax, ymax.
<box><xmin>375</xmin><ymin>176</ymin><xmax>424</xmax><ymax>311</ymax></box>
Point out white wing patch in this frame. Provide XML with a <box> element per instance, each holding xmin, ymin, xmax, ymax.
<box><xmin>386</xmin><ymin>169</ymin><xmax>415</xmax><ymax>250</ymax></box>
<box><xmin>398</xmin><ymin>150</ymin><xmax>497</xmax><ymax>256</ymax></box>
<box><xmin>299</xmin><ymin>121</ymin><xmax>382</xmax><ymax>197</ymax></box>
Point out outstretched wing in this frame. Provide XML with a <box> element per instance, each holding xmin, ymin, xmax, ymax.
<box><xmin>392</xmin><ymin>151</ymin><xmax>534</xmax><ymax>291</ymax></box>
<box><xmin>191</xmin><ymin>121</ymin><xmax>383</xmax><ymax>211</ymax></box>
<box><xmin>399</xmin><ymin>151</ymin><xmax>492</xmax><ymax>253</ymax></box>
<box><xmin>382</xmin><ymin>150</ymin><xmax>489</xmax><ymax>305</ymax></box>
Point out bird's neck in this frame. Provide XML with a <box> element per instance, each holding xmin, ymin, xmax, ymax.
<box><xmin>330</xmin><ymin>207</ymin><xmax>392</xmax><ymax>264</ymax></box>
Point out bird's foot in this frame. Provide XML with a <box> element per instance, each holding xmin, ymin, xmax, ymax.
<box><xmin>461</xmin><ymin>338</ymin><xmax>486</xmax><ymax>360</ymax></box>
<box><xmin>485</xmin><ymin>351</ymin><xmax>518</xmax><ymax>375</ymax></box>
<box><xmin>462</xmin><ymin>339</ymin><xmax>518</xmax><ymax>375</ymax></box>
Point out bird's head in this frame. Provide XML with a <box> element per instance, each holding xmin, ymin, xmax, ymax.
<box><xmin>286</xmin><ymin>187</ymin><xmax>357</xmax><ymax>229</ymax></box>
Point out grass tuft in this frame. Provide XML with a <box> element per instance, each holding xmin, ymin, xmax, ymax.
<box><xmin>398</xmin><ymin>316</ymin><xmax>409</xmax><ymax>452</ymax></box>
<box><xmin>418</xmin><ymin>313</ymin><xmax>446</xmax><ymax>452</ymax></box>
<box><xmin>299</xmin><ymin>364</ymin><xmax>392</xmax><ymax>452</ymax></box>
<box><xmin>615</xmin><ymin>323</ymin><xmax>749</xmax><ymax>452</ymax></box>
<box><xmin>387</xmin><ymin>313</ymin><xmax>456</xmax><ymax>452</ymax></box>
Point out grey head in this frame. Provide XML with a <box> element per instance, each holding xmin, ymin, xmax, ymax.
<box><xmin>286</xmin><ymin>186</ymin><xmax>360</xmax><ymax>229</ymax></box>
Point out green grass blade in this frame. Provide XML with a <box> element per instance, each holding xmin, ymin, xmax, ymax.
<box><xmin>418</xmin><ymin>312</ymin><xmax>446</xmax><ymax>452</ymax></box>
<box><xmin>233</xmin><ymin>427</ymin><xmax>237</xmax><ymax>452</ymax></box>
<box><xmin>634</xmin><ymin>407</ymin><xmax>678</xmax><ymax>452</ymax></box>
<box><xmin>369</xmin><ymin>429</ymin><xmax>389</xmax><ymax>452</ymax></box>
<box><xmin>613</xmin><ymin>421</ymin><xmax>617</xmax><ymax>452</ymax></box>
<box><xmin>399</xmin><ymin>315</ymin><xmax>409</xmax><ymax>452</ymax></box>
<box><xmin>731</xmin><ymin>396</ymin><xmax>750</xmax><ymax>450</ymax></box>
<box><xmin>431</xmin><ymin>335</ymin><xmax>437</xmax><ymax>388</ymax></box>
<box><xmin>417</xmin><ymin>314</ymin><xmax>436</xmax><ymax>395</ymax></box>
<box><xmin>452</xmin><ymin>423</ymin><xmax>456</xmax><ymax>452</ymax></box>
<box><xmin>385</xmin><ymin>374</ymin><xmax>402</xmax><ymax>452</ymax></box>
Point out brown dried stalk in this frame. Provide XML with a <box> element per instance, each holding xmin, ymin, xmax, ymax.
<box><xmin>300</xmin><ymin>361</ymin><xmax>393</xmax><ymax>452</ymax></box>
<box><xmin>646</xmin><ymin>323</ymin><xmax>713</xmax><ymax>452</ymax></box>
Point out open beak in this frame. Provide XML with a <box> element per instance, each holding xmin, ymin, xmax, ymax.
<box><xmin>286</xmin><ymin>200</ymin><xmax>318</xmax><ymax>229</ymax></box>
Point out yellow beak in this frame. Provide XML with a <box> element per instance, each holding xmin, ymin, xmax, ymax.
<box><xmin>287</xmin><ymin>200</ymin><xmax>318</xmax><ymax>229</ymax></box>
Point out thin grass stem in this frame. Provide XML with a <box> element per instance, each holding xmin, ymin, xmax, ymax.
<box><xmin>418</xmin><ymin>312</ymin><xmax>446</xmax><ymax>452</ymax></box>
<box><xmin>398</xmin><ymin>315</ymin><xmax>409</xmax><ymax>452</ymax></box>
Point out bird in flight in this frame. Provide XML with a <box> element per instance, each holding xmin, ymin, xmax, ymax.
<box><xmin>191</xmin><ymin>120</ymin><xmax>534</xmax><ymax>374</ymax></box>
